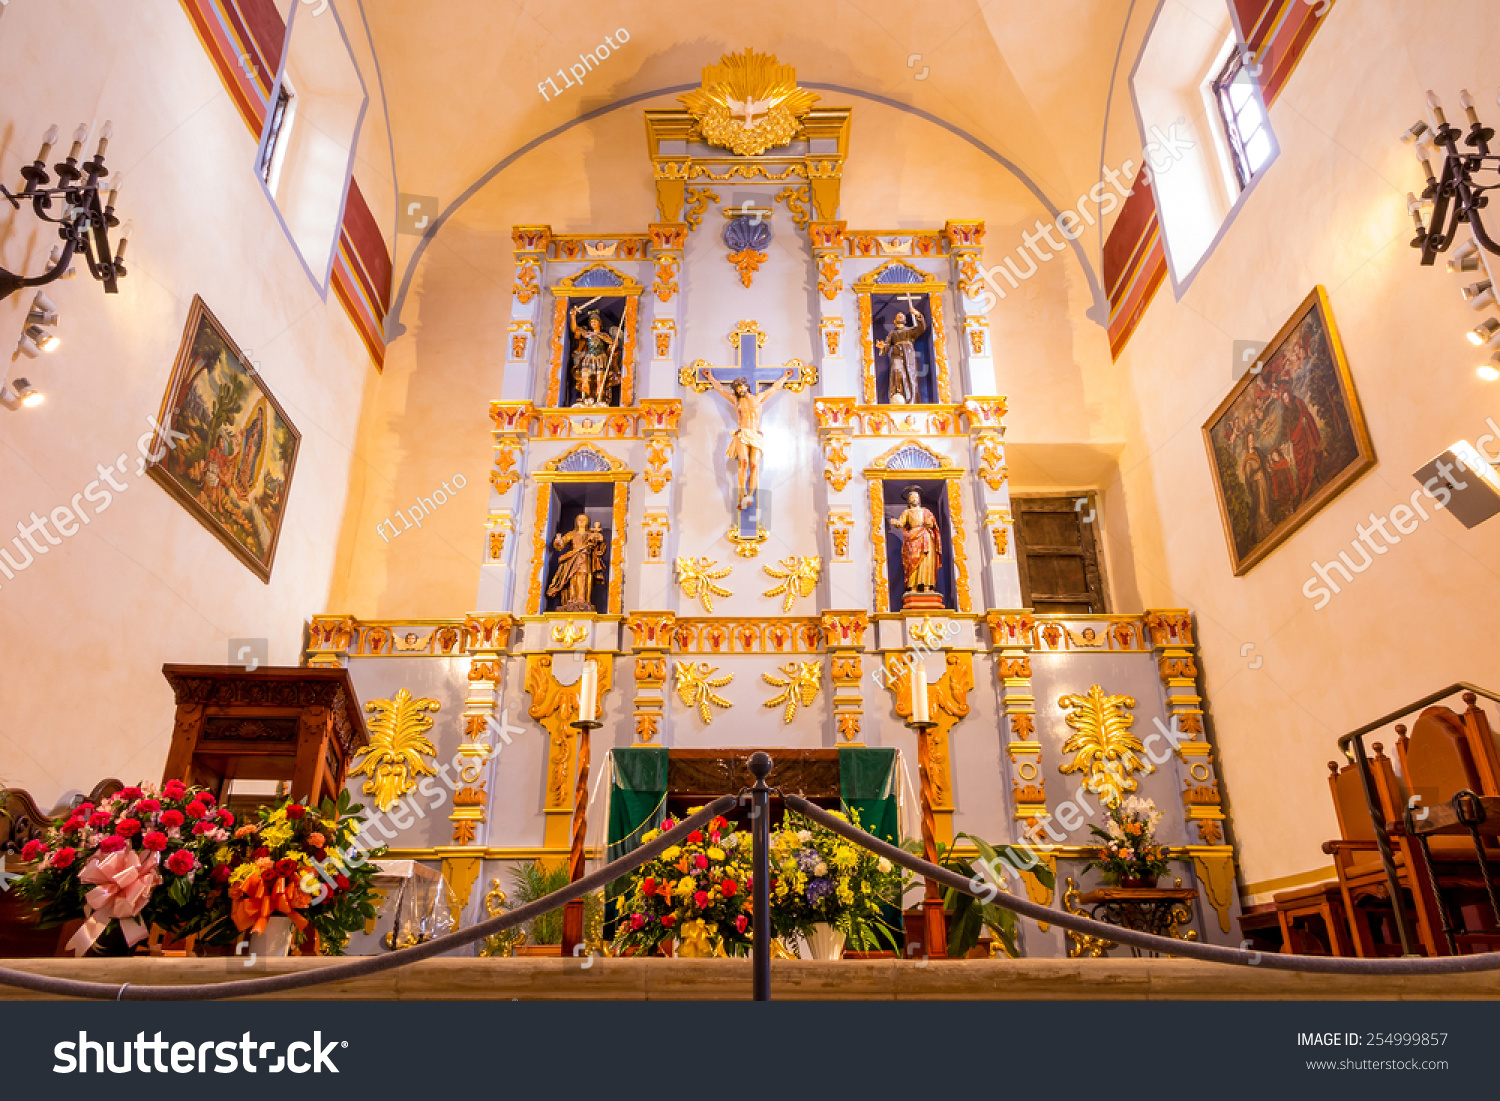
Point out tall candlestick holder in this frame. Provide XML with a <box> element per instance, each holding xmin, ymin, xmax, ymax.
<box><xmin>906</xmin><ymin>717</ymin><xmax>948</xmax><ymax>960</ymax></box>
<box><xmin>560</xmin><ymin>716</ymin><xmax>601</xmax><ymax>957</ymax></box>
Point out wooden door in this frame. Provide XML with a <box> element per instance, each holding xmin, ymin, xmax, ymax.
<box><xmin>1011</xmin><ymin>494</ymin><xmax>1109</xmax><ymax>614</ymax></box>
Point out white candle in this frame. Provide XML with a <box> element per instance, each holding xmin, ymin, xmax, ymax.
<box><xmin>578</xmin><ymin>660</ymin><xmax>598</xmax><ymax>723</ymax></box>
<box><xmin>1460</xmin><ymin>90</ymin><xmax>1480</xmax><ymax>127</ymax></box>
<box><xmin>911</xmin><ymin>658</ymin><xmax>930</xmax><ymax>725</ymax></box>
<box><xmin>37</xmin><ymin>124</ymin><xmax>59</xmax><ymax>163</ymax></box>
<box><xmin>95</xmin><ymin>120</ymin><xmax>113</xmax><ymax>159</ymax></box>
<box><xmin>1427</xmin><ymin>90</ymin><xmax>1447</xmax><ymax>129</ymax></box>
<box><xmin>67</xmin><ymin>123</ymin><xmax>87</xmax><ymax>162</ymax></box>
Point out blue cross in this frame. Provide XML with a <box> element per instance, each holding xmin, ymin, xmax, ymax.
<box><xmin>687</xmin><ymin>323</ymin><xmax>809</xmax><ymax>539</ymax></box>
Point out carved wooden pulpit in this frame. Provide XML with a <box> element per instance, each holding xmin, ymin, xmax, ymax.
<box><xmin>160</xmin><ymin>665</ymin><xmax>369</xmax><ymax>806</ymax></box>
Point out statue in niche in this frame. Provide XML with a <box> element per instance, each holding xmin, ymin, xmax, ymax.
<box><xmin>568</xmin><ymin>306</ymin><xmax>622</xmax><ymax>407</ymax></box>
<box><xmin>890</xmin><ymin>485</ymin><xmax>945</xmax><ymax>610</ymax></box>
<box><xmin>701</xmin><ymin>367</ymin><xmax>794</xmax><ymax>511</ymax></box>
<box><xmin>876</xmin><ymin>301</ymin><xmax>927</xmax><ymax>404</ymax></box>
<box><xmin>547</xmin><ymin>515</ymin><xmax>607</xmax><ymax>612</ymax></box>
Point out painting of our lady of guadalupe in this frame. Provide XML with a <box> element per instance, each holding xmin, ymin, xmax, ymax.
<box><xmin>1203</xmin><ymin>286</ymin><xmax>1375</xmax><ymax>575</ymax></box>
<box><xmin>148</xmin><ymin>296</ymin><xmax>301</xmax><ymax>581</ymax></box>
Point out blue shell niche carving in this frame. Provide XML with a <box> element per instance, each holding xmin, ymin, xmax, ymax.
<box><xmin>723</xmin><ymin>217</ymin><xmax>771</xmax><ymax>253</ymax></box>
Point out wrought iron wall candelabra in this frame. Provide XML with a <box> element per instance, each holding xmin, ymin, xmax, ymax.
<box><xmin>1408</xmin><ymin>91</ymin><xmax>1500</xmax><ymax>265</ymax></box>
<box><xmin>0</xmin><ymin>123</ymin><xmax>130</xmax><ymax>302</ymax></box>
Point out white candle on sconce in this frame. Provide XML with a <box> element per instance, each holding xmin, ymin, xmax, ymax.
<box><xmin>578</xmin><ymin>660</ymin><xmax>598</xmax><ymax>723</ymax></box>
<box><xmin>911</xmin><ymin>658</ymin><xmax>930</xmax><ymax>725</ymax></box>
<box><xmin>67</xmin><ymin>124</ymin><xmax>88</xmax><ymax>162</ymax></box>
<box><xmin>95</xmin><ymin>121</ymin><xmax>113</xmax><ymax>159</ymax></box>
<box><xmin>1427</xmin><ymin>90</ymin><xmax>1447</xmax><ymax>129</ymax></box>
<box><xmin>37</xmin><ymin>124</ymin><xmax>59</xmax><ymax>164</ymax></box>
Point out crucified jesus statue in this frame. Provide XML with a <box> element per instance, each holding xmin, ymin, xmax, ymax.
<box><xmin>701</xmin><ymin>366</ymin><xmax>794</xmax><ymax>511</ymax></box>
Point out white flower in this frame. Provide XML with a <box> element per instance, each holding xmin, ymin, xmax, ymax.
<box><xmin>876</xmin><ymin>857</ymin><xmax>892</xmax><ymax>874</ymax></box>
<box><xmin>797</xmin><ymin>830</ymin><xmax>812</xmax><ymax>843</ymax></box>
<box><xmin>813</xmin><ymin>861</ymin><xmax>828</xmax><ymax>877</ymax></box>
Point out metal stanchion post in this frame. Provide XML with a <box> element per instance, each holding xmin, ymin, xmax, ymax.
<box><xmin>749</xmin><ymin>751</ymin><xmax>772</xmax><ymax>1001</ymax></box>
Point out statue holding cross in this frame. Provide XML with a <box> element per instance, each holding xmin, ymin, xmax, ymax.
<box><xmin>682</xmin><ymin>320</ymin><xmax>814</xmax><ymax>530</ymax></box>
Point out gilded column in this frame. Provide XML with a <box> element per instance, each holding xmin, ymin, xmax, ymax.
<box><xmin>504</xmin><ymin>226</ymin><xmax>550</xmax><ymax>402</ymax></box>
<box><xmin>945</xmin><ymin>220</ymin><xmax>996</xmax><ymax>394</ymax></box>
<box><xmin>481</xmin><ymin>402</ymin><xmax>533</xmax><ymax>611</ymax></box>
<box><xmin>305</xmin><ymin>615</ymin><xmax>360</xmax><ymax>668</ymax></box>
<box><xmin>625</xmin><ymin>612</ymin><xmax>675</xmax><ymax>744</ymax></box>
<box><xmin>965</xmin><ymin>397</ymin><xmax>1021</xmax><ymax>608</ymax></box>
<box><xmin>821</xmin><ymin>611</ymin><xmax>869</xmax><ymax>745</ymax></box>
<box><xmin>439</xmin><ymin>614</ymin><xmax>512</xmax><ymax>926</ymax></box>
<box><xmin>986</xmin><ymin>611</ymin><xmax>1044</xmax><ymax>828</ymax></box>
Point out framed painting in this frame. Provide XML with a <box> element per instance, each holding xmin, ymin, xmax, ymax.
<box><xmin>148</xmin><ymin>296</ymin><xmax>301</xmax><ymax>582</ymax></box>
<box><xmin>1202</xmin><ymin>285</ymin><xmax>1375</xmax><ymax>575</ymax></box>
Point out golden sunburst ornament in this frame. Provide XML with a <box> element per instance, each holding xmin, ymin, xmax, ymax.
<box><xmin>679</xmin><ymin>49</ymin><xmax>821</xmax><ymax>157</ymax></box>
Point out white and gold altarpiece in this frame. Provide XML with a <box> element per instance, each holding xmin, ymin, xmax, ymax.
<box><xmin>304</xmin><ymin>50</ymin><xmax>1241</xmax><ymax>957</ymax></box>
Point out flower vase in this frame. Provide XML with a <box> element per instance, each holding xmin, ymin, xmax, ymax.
<box><xmin>1119</xmin><ymin>875</ymin><xmax>1157</xmax><ymax>889</ymax></box>
<box><xmin>805</xmin><ymin>923</ymin><xmax>847</xmax><ymax>960</ymax></box>
<box><xmin>249</xmin><ymin>916</ymin><xmax>295</xmax><ymax>958</ymax></box>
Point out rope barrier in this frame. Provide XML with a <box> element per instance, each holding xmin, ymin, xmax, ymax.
<box><xmin>783</xmin><ymin>793</ymin><xmax>1500</xmax><ymax>975</ymax></box>
<box><xmin>0</xmin><ymin>795</ymin><xmax>738</xmax><ymax>1001</ymax></box>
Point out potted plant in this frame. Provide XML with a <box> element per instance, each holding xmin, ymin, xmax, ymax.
<box><xmin>1085</xmin><ymin>796</ymin><xmax>1169</xmax><ymax>888</ymax></box>
<box><xmin>770</xmin><ymin>809</ymin><xmax>903</xmax><ymax>958</ymax></box>
<box><xmin>904</xmin><ymin>833</ymin><xmax>1053</xmax><ymax>958</ymax></box>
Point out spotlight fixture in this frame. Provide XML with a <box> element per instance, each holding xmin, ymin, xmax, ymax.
<box><xmin>1400</xmin><ymin>119</ymin><xmax>1431</xmax><ymax>144</ymax></box>
<box><xmin>23</xmin><ymin>325</ymin><xmax>58</xmax><ymax>352</ymax></box>
<box><xmin>1462</xmin><ymin>279</ymin><xmax>1495</xmax><ymax>309</ymax></box>
<box><xmin>1479</xmin><ymin>363</ymin><xmax>1500</xmax><ymax>381</ymax></box>
<box><xmin>0</xmin><ymin>377</ymin><xmax>45</xmax><ymax>409</ymax></box>
<box><xmin>0</xmin><ymin>121</ymin><xmax>129</xmax><ymax>301</ymax></box>
<box><xmin>1467</xmin><ymin>318</ymin><xmax>1500</xmax><ymax>346</ymax></box>
<box><xmin>1448</xmin><ymin>252</ymin><xmax>1482</xmax><ymax>273</ymax></box>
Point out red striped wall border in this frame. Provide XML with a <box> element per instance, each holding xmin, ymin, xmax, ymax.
<box><xmin>1103</xmin><ymin>0</ymin><xmax>1332</xmax><ymax>360</ymax></box>
<box><xmin>180</xmin><ymin>0</ymin><xmax>390</xmax><ymax>370</ymax></box>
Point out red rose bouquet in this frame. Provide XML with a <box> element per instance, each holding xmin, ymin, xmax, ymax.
<box><xmin>16</xmin><ymin>780</ymin><xmax>230</xmax><ymax>955</ymax></box>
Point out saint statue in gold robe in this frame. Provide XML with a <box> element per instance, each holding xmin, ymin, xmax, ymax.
<box><xmin>890</xmin><ymin>486</ymin><xmax>944</xmax><ymax>608</ymax></box>
<box><xmin>547</xmin><ymin>515</ymin><xmax>606</xmax><ymax>612</ymax></box>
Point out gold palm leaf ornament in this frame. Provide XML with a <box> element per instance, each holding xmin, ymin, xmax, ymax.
<box><xmin>762</xmin><ymin>554</ymin><xmax>821</xmax><ymax>612</ymax></box>
<box><xmin>762</xmin><ymin>661</ymin><xmax>822</xmax><ymax>724</ymax></box>
<box><xmin>1056</xmin><ymin>685</ymin><xmax>1151</xmax><ymax>807</ymax></box>
<box><xmin>676</xmin><ymin>556</ymin><xmax>733</xmax><ymax>613</ymax></box>
<box><xmin>353</xmin><ymin>688</ymin><xmax>441</xmax><ymax>812</ymax></box>
<box><xmin>678</xmin><ymin>49</ymin><xmax>821</xmax><ymax>157</ymax></box>
<box><xmin>675</xmin><ymin>661</ymin><xmax>734</xmax><ymax>725</ymax></box>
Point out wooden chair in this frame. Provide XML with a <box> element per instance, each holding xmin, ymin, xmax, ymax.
<box><xmin>1323</xmin><ymin>744</ymin><xmax>1430</xmax><ymax>956</ymax></box>
<box><xmin>1392</xmin><ymin>696</ymin><xmax>1500</xmax><ymax>953</ymax></box>
<box><xmin>1273</xmin><ymin>882</ymin><xmax>1353</xmax><ymax>956</ymax></box>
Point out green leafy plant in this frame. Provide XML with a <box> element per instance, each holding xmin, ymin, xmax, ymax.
<box><xmin>506</xmin><ymin>859</ymin><xmax>603</xmax><ymax>946</ymax></box>
<box><xmin>905</xmin><ymin>833</ymin><xmax>1054</xmax><ymax>958</ymax></box>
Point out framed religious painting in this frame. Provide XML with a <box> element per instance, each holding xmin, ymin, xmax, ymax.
<box><xmin>147</xmin><ymin>296</ymin><xmax>301</xmax><ymax>582</ymax></box>
<box><xmin>1202</xmin><ymin>285</ymin><xmax>1375</xmax><ymax>575</ymax></box>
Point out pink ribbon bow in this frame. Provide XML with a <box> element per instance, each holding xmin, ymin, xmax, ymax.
<box><xmin>66</xmin><ymin>849</ymin><xmax>161</xmax><ymax>956</ymax></box>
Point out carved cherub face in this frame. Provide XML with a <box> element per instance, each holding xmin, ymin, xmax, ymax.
<box><xmin>404</xmin><ymin>633</ymin><xmax>418</xmax><ymax>645</ymax></box>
